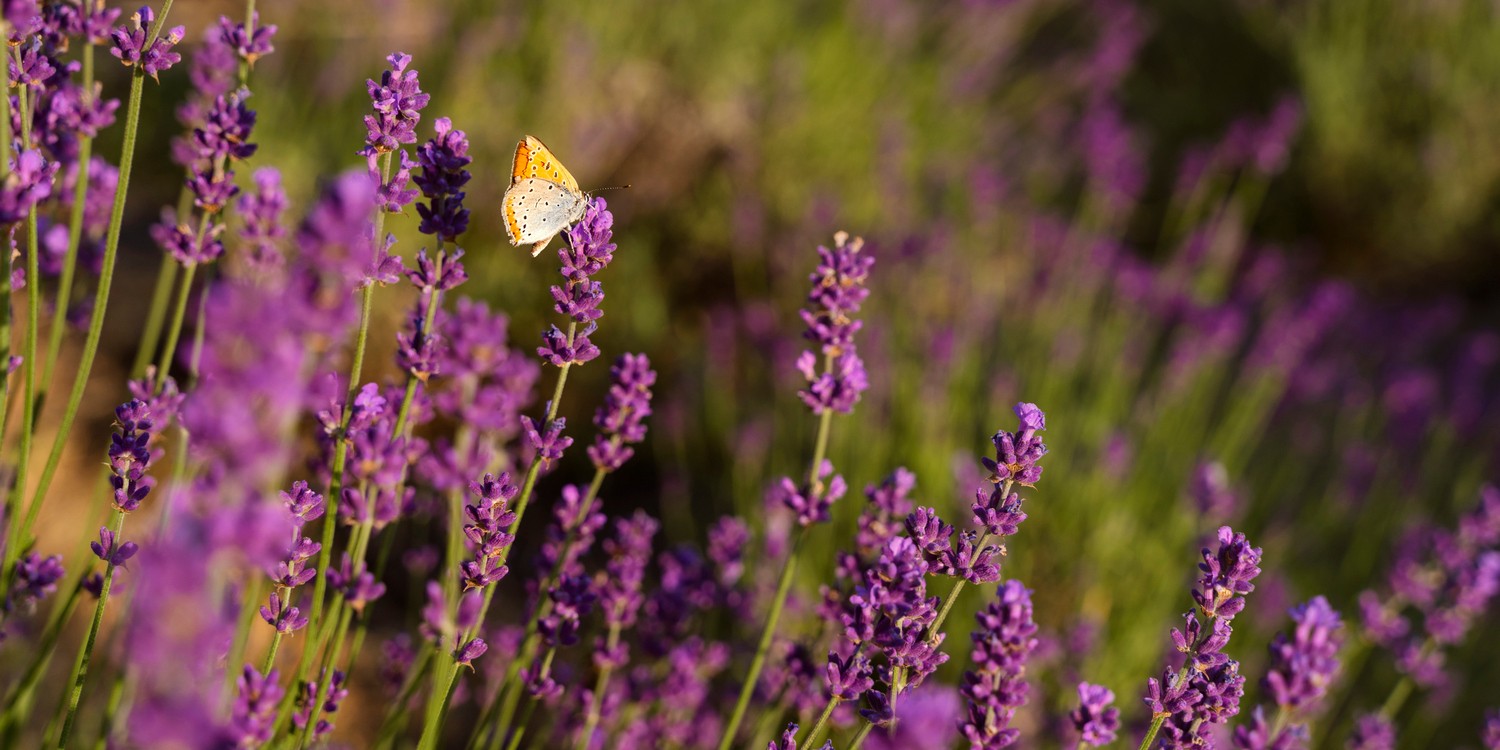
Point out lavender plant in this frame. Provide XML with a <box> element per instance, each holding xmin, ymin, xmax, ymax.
<box><xmin>0</xmin><ymin>3</ymin><xmax>1495</xmax><ymax>750</ymax></box>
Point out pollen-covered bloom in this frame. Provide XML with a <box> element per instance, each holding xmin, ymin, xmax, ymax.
<box><xmin>795</xmin><ymin>231</ymin><xmax>874</xmax><ymax>415</ymax></box>
<box><xmin>587</xmin><ymin>353</ymin><xmax>656</xmax><ymax>471</ymax></box>
<box><xmin>959</xmin><ymin>580</ymin><xmax>1039</xmax><ymax>748</ymax></box>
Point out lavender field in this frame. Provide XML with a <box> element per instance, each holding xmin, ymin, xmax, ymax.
<box><xmin>0</xmin><ymin>1</ymin><xmax>1498</xmax><ymax>749</ymax></box>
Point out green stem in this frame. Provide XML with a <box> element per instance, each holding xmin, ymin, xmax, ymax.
<box><xmin>574</xmin><ymin>623</ymin><xmax>621</xmax><ymax>750</ymax></box>
<box><xmin>804</xmin><ymin>696</ymin><xmax>840</xmax><ymax>749</ymax></box>
<box><xmin>374</xmin><ymin>644</ymin><xmax>434</xmax><ymax>748</ymax></box>
<box><xmin>130</xmin><ymin>259</ymin><xmax>178</xmax><ymax>379</ymax></box>
<box><xmin>39</xmin><ymin>40</ymin><xmax>94</xmax><ymax>397</ymax></box>
<box><xmin>0</xmin><ymin>577</ymin><xmax>84</xmax><ymax>735</ymax></box>
<box><xmin>56</xmin><ymin>510</ymin><xmax>127</xmax><ymax>748</ymax></box>
<box><xmin>155</xmin><ymin>262</ymin><xmax>197</xmax><ymax>383</ymax></box>
<box><xmin>716</xmin><ymin>404</ymin><xmax>836</xmax><ymax>750</ymax></box>
<box><xmin>294</xmin><ymin>605</ymin><xmax>352</xmax><ymax>749</ymax></box>
<box><xmin>849</xmin><ymin>723</ymin><xmax>874</xmax><ymax>750</ymax></box>
<box><xmin>501</xmin><ymin>693</ymin><xmax>539</xmax><ymax>750</ymax></box>
<box><xmin>11</xmin><ymin>0</ymin><xmax>172</xmax><ymax>577</ymax></box>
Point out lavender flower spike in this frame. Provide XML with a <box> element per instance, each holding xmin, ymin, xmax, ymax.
<box><xmin>959</xmin><ymin>580</ymin><xmax>1039</xmax><ymax>749</ymax></box>
<box><xmin>796</xmin><ymin>231</ymin><xmax>874</xmax><ymax>415</ymax></box>
<box><xmin>109</xmin><ymin>6</ymin><xmax>184</xmax><ymax>81</ymax></box>
<box><xmin>587</xmin><ymin>353</ymin><xmax>657</xmax><ymax>472</ymax></box>
<box><xmin>1070</xmin><ymin>682</ymin><xmax>1121</xmax><ymax>747</ymax></box>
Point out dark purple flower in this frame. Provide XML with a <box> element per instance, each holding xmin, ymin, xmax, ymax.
<box><xmin>595</xmin><ymin>511</ymin><xmax>658</xmax><ymax>643</ymax></box>
<box><xmin>587</xmin><ymin>353</ymin><xmax>656</xmax><ymax>472</ymax></box>
<box><xmin>150</xmin><ymin>210</ymin><xmax>226</xmax><ymax>266</ymax></box>
<box><xmin>1232</xmin><ymin>706</ymin><xmax>1305</xmax><ymax>750</ymax></box>
<box><xmin>455</xmin><ymin>637</ymin><xmax>487</xmax><ymax>669</ymax></box>
<box><xmin>228</xmin><ymin>666</ymin><xmax>282</xmax><ymax>747</ymax></box>
<box><xmin>10</xmin><ymin>552</ymin><xmax>64</xmax><ymax>610</ymax></box>
<box><xmin>538</xmin><ymin>322</ymin><xmax>601</xmax><ymax>367</ymax></box>
<box><xmin>109</xmin><ymin>6</ymin><xmax>184</xmax><ymax>81</ymax></box>
<box><xmin>707</xmin><ymin>516</ymin><xmax>750</xmax><ymax>586</ymax></box>
<box><xmin>266</xmin><ymin>537</ymin><xmax>319</xmax><ymax>589</ymax></box>
<box><xmin>1482</xmin><ymin>709</ymin><xmax>1499</xmax><ymax>750</ymax></box>
<box><xmin>825</xmin><ymin>650</ymin><xmax>874</xmax><ymax>700</ymax></box>
<box><xmin>414</xmin><ymin>116</ymin><xmax>472</xmax><ymax>240</ymax></box>
<box><xmin>959</xmin><ymin>580</ymin><xmax>1038</xmax><ymax>749</ymax></box>
<box><xmin>1346</xmin><ymin>714</ymin><xmax>1394</xmax><ymax>750</ymax></box>
<box><xmin>291</xmin><ymin>669</ymin><xmax>347</xmax><ymax>739</ymax></box>
<box><xmin>10</xmin><ymin>42</ymin><xmax>55</xmax><ymax>89</ymax></box>
<box><xmin>539</xmin><ymin>574</ymin><xmax>597</xmax><ymax>648</ymax></box>
<box><xmin>217</xmin><ymin>12</ymin><xmax>275</xmax><ymax>66</ymax></box>
<box><xmin>108</xmin><ymin>400</ymin><xmax>155</xmax><ymax>513</ymax></box>
<box><xmin>775</xmin><ymin>459</ymin><xmax>847</xmax><ymax>527</ymax></box>
<box><xmin>768</xmin><ymin>723</ymin><xmax>833</xmax><ymax>750</ymax></box>
<box><xmin>1070</xmin><ymin>682</ymin><xmax>1120</xmax><ymax>747</ymax></box>
<box><xmin>91</xmin><ymin>526</ymin><xmax>139</xmax><ymax>567</ymax></box>
<box><xmin>460</xmin><ymin>473</ymin><xmax>519</xmax><ymax>590</ymax></box>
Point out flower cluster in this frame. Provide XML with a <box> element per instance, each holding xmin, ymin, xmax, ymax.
<box><xmin>227</xmin><ymin>666</ymin><xmax>282</xmax><ymax>746</ymax></box>
<box><xmin>1359</xmin><ymin>485</ymin><xmax>1500</xmax><ymax>690</ymax></box>
<box><xmin>795</xmin><ymin>231</ymin><xmax>873</xmax><ymax>414</ymax></box>
<box><xmin>259</xmin><ymin>482</ymin><xmax>326</xmax><ymax>635</ymax></box>
<box><xmin>588</xmin><ymin>353</ymin><xmax>657</xmax><ymax>471</ymax></box>
<box><xmin>838</xmin><ymin>536</ymin><xmax>946</xmax><ymax>723</ymax></box>
<box><xmin>539</xmin><ymin>198</ymin><xmax>616</xmax><ymax>367</ymax></box>
<box><xmin>414</xmin><ymin>116</ymin><xmax>472</xmax><ymax>240</ymax></box>
<box><xmin>1070</xmin><ymin>682</ymin><xmax>1121</xmax><ymax>748</ymax></box>
<box><xmin>1232</xmin><ymin>596</ymin><xmax>1343</xmax><ymax>749</ymax></box>
<box><xmin>959</xmin><ymin>580</ymin><xmax>1039</xmax><ymax>748</ymax></box>
<box><xmin>108</xmin><ymin>6</ymin><xmax>183</xmax><ymax>81</ymax></box>
<box><xmin>1145</xmin><ymin>526</ymin><xmax>1263</xmax><ymax>748</ymax></box>
<box><xmin>108</xmin><ymin>400</ymin><xmax>155</xmax><ymax>512</ymax></box>
<box><xmin>361</xmin><ymin>52</ymin><xmax>429</xmax><ymax>213</ymax></box>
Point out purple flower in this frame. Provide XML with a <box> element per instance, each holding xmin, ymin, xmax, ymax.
<box><xmin>91</xmin><ymin>526</ymin><xmax>139</xmax><ymax>567</ymax></box>
<box><xmin>539</xmin><ymin>574</ymin><xmax>597</xmax><ymax>648</ymax></box>
<box><xmin>239</xmin><ymin>167</ymin><xmax>287</xmax><ymax>271</ymax></box>
<box><xmin>1346</xmin><ymin>714</ymin><xmax>1394</xmax><ymax>750</ymax></box>
<box><xmin>10</xmin><ymin>552</ymin><xmax>64</xmax><ymax>610</ymax></box>
<box><xmin>768</xmin><ymin>723</ymin><xmax>833</xmax><ymax>750</ymax></box>
<box><xmin>217</xmin><ymin>12</ymin><xmax>275</xmax><ymax>66</ymax></box>
<box><xmin>1070</xmin><ymin>682</ymin><xmax>1121</xmax><ymax>747</ymax></box>
<box><xmin>108</xmin><ymin>400</ymin><xmax>155</xmax><ymax>513</ymax></box>
<box><xmin>522</xmin><ymin>416</ymin><xmax>573</xmax><ymax>467</ymax></box>
<box><xmin>292</xmin><ymin>670</ymin><xmax>347</xmax><ymax>739</ymax></box>
<box><xmin>361</xmin><ymin>52</ymin><xmax>429</xmax><ymax>156</ymax></box>
<box><xmin>259</xmin><ymin>591</ymin><xmax>308</xmax><ymax>633</ymax></box>
<box><xmin>981</xmin><ymin>403</ymin><xmax>1048</xmax><ymax>488</ymax></box>
<box><xmin>542</xmin><ymin>199</ymin><xmax>617</xmax><ymax>347</ymax></box>
<box><xmin>538</xmin><ymin>322</ymin><xmax>602</xmax><ymax>367</ymax></box>
<box><xmin>0</xmin><ymin>150</ymin><xmax>56</xmax><ymax>225</ymax></box>
<box><xmin>455</xmin><ymin>637</ymin><xmax>488</xmax><ymax>669</ymax></box>
<box><xmin>326</xmin><ymin>555</ymin><xmax>385</xmax><ymax>613</ymax></box>
<box><xmin>587</xmin><ymin>353</ymin><xmax>657</xmax><ymax>471</ymax></box>
<box><xmin>959</xmin><ymin>580</ymin><xmax>1039</xmax><ymax>749</ymax></box>
<box><xmin>1263</xmin><ymin>596</ymin><xmax>1343</xmax><ymax>713</ymax></box>
<box><xmin>1191</xmin><ymin>460</ymin><xmax>1238</xmax><ymax>519</ymax></box>
<box><xmin>1145</xmin><ymin>527</ymin><xmax>1262</xmax><ymax>748</ymax></box>
<box><xmin>858</xmin><ymin>467</ymin><xmax>916</xmax><ymax>556</ymax></box>
<box><xmin>228</xmin><ymin>666</ymin><xmax>282</xmax><ymax>747</ymax></box>
<box><xmin>279</xmin><ymin>481</ymin><xmax>325</xmax><ymax>528</ymax></box>
<box><xmin>460</xmin><ymin>473</ymin><xmax>519</xmax><ymax>590</ymax></box>
<box><xmin>775</xmin><ymin>459</ymin><xmax>847</xmax><ymax>527</ymax></box>
<box><xmin>414</xmin><ymin>116</ymin><xmax>472</xmax><ymax>240</ymax></box>
<box><xmin>109</xmin><ymin>6</ymin><xmax>184</xmax><ymax>81</ymax></box>
<box><xmin>825</xmin><ymin>650</ymin><xmax>874</xmax><ymax>700</ymax></box>
<box><xmin>594</xmin><ymin>510</ymin><xmax>659</xmax><ymax>667</ymax></box>
<box><xmin>1482</xmin><ymin>709</ymin><xmax>1499</xmax><ymax>750</ymax></box>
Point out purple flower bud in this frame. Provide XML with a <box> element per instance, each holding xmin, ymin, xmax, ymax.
<box><xmin>228</xmin><ymin>666</ymin><xmax>282</xmax><ymax>746</ymax></box>
<box><xmin>588</xmin><ymin>353</ymin><xmax>656</xmax><ymax>472</ymax></box>
<box><xmin>259</xmin><ymin>591</ymin><xmax>308</xmax><ymax>633</ymax></box>
<box><xmin>109</xmin><ymin>6</ymin><xmax>184</xmax><ymax>81</ymax></box>
<box><xmin>361</xmin><ymin>52</ymin><xmax>429</xmax><ymax>155</ymax></box>
<box><xmin>279</xmin><ymin>480</ymin><xmax>325</xmax><ymax>527</ymax></box>
<box><xmin>454</xmin><ymin>637</ymin><xmax>487</xmax><ymax>669</ymax></box>
<box><xmin>959</xmin><ymin>580</ymin><xmax>1038</xmax><ymax>749</ymax></box>
<box><xmin>824</xmin><ymin>650</ymin><xmax>874</xmax><ymax>700</ymax></box>
<box><xmin>522</xmin><ymin>416</ymin><xmax>573</xmax><ymax>467</ymax></box>
<box><xmin>91</xmin><ymin>526</ymin><xmax>139</xmax><ymax>567</ymax></box>
<box><xmin>1346</xmin><ymin>714</ymin><xmax>1395</xmax><ymax>750</ymax></box>
<box><xmin>776</xmin><ymin>460</ymin><xmax>847</xmax><ymax>527</ymax></box>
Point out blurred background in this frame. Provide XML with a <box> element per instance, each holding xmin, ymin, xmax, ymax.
<box><xmin>53</xmin><ymin>0</ymin><xmax>1500</xmax><ymax>746</ymax></box>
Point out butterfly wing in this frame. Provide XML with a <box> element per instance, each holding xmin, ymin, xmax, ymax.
<box><xmin>511</xmin><ymin>135</ymin><xmax>581</xmax><ymax>191</ymax></box>
<box><xmin>503</xmin><ymin>177</ymin><xmax>589</xmax><ymax>256</ymax></box>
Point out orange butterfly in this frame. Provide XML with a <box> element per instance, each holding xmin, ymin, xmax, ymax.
<box><xmin>502</xmin><ymin>135</ymin><xmax>590</xmax><ymax>257</ymax></box>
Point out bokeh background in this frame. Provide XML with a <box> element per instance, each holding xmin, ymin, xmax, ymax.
<box><xmin>44</xmin><ymin>0</ymin><xmax>1500</xmax><ymax>746</ymax></box>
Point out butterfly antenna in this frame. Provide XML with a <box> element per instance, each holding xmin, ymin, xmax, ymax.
<box><xmin>592</xmin><ymin>184</ymin><xmax>632</xmax><ymax>192</ymax></box>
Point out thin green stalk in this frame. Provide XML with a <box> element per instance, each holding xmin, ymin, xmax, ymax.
<box><xmin>39</xmin><ymin>41</ymin><xmax>95</xmax><ymax>396</ymax></box>
<box><xmin>804</xmin><ymin>696</ymin><xmax>840</xmax><ymax>749</ymax></box>
<box><xmin>15</xmin><ymin>0</ymin><xmax>174</xmax><ymax>576</ymax></box>
<box><xmin>130</xmin><ymin>259</ymin><xmax>178</xmax><ymax>378</ymax></box>
<box><xmin>0</xmin><ymin>19</ymin><xmax>13</xmax><ymax>450</ymax></box>
<box><xmin>501</xmin><ymin>691</ymin><xmax>540</xmax><ymax>750</ymax></box>
<box><xmin>56</xmin><ymin>509</ymin><xmax>127</xmax><ymax>748</ymax></box>
<box><xmin>849</xmin><ymin>723</ymin><xmax>874</xmax><ymax>750</ymax></box>
<box><xmin>374</xmin><ymin>644</ymin><xmax>434</xmax><ymax>748</ymax></box>
<box><xmin>419</xmin><ymin>323</ymin><xmax>581</xmax><ymax>750</ymax></box>
<box><xmin>155</xmin><ymin>262</ymin><xmax>197</xmax><ymax>382</ymax></box>
<box><xmin>294</xmin><ymin>605</ymin><xmax>353</xmax><ymax>750</ymax></box>
<box><xmin>488</xmin><ymin>462</ymin><xmax>610</xmax><ymax>737</ymax></box>
<box><xmin>716</xmin><ymin>404</ymin><xmax>836</xmax><ymax>750</ymax></box>
<box><xmin>574</xmin><ymin>623</ymin><xmax>622</xmax><ymax>750</ymax></box>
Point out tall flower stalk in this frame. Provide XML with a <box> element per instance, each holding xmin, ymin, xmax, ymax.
<box><xmin>717</xmin><ymin>231</ymin><xmax>873</xmax><ymax>750</ymax></box>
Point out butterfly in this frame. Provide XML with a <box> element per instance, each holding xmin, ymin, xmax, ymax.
<box><xmin>503</xmin><ymin>135</ymin><xmax>590</xmax><ymax>257</ymax></box>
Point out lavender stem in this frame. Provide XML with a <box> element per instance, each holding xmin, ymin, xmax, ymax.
<box><xmin>56</xmin><ymin>509</ymin><xmax>127</xmax><ymax>748</ymax></box>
